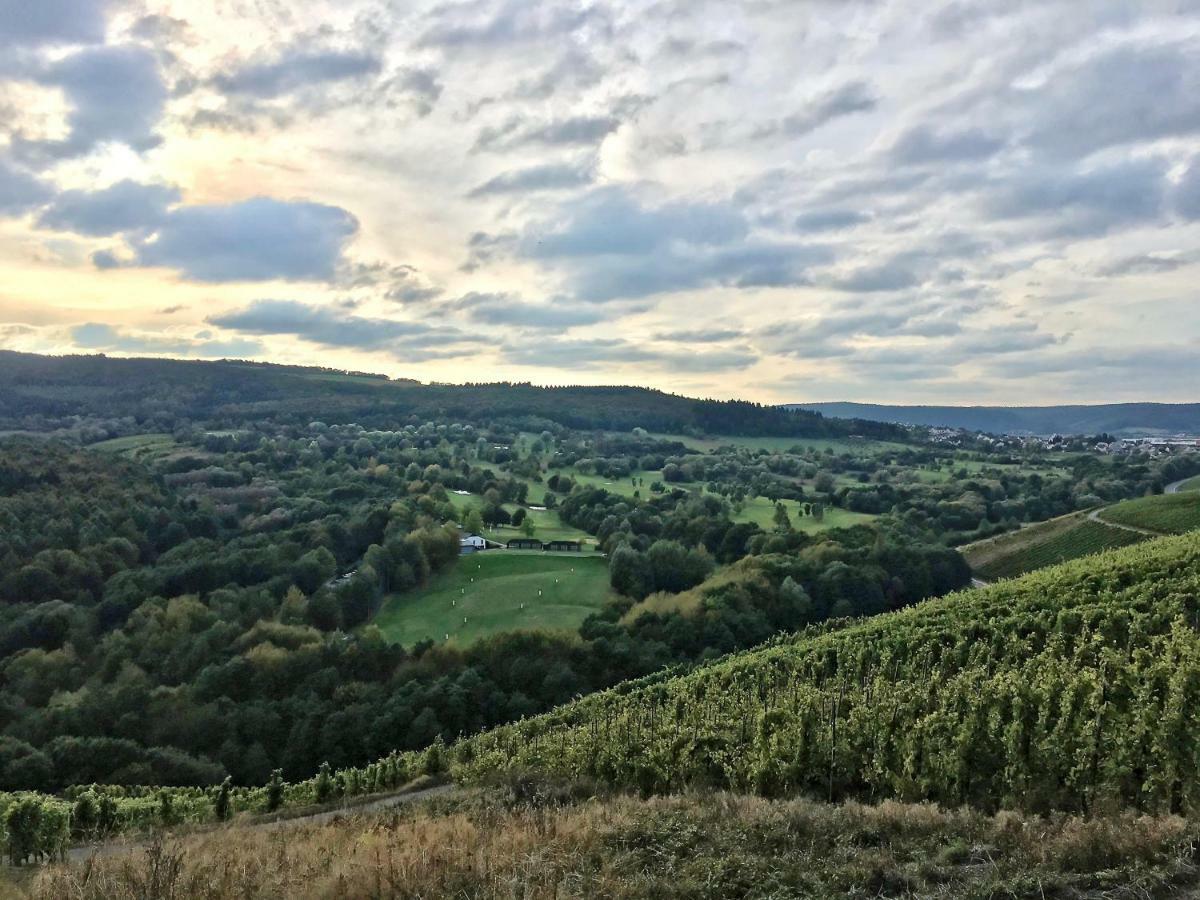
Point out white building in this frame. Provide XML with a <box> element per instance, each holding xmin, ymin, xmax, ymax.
<box><xmin>459</xmin><ymin>534</ymin><xmax>487</xmax><ymax>554</ymax></box>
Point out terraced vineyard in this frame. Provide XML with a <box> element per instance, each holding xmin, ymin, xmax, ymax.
<box><xmin>454</xmin><ymin>533</ymin><xmax>1200</xmax><ymax>813</ymax></box>
<box><xmin>1102</xmin><ymin>492</ymin><xmax>1200</xmax><ymax>535</ymax></box>
<box><xmin>962</xmin><ymin>511</ymin><xmax>1147</xmax><ymax>580</ymax></box>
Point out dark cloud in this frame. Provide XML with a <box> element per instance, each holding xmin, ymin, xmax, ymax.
<box><xmin>71</xmin><ymin>322</ymin><xmax>263</xmax><ymax>358</ymax></box>
<box><xmin>37</xmin><ymin>180</ymin><xmax>180</xmax><ymax>236</ymax></box>
<box><xmin>515</xmin><ymin>187</ymin><xmax>828</xmax><ymax>300</ymax></box>
<box><xmin>450</xmin><ymin>292</ymin><xmax>614</xmax><ymax>328</ymax></box>
<box><xmin>756</xmin><ymin>80</ymin><xmax>877</xmax><ymax>139</ymax></box>
<box><xmin>889</xmin><ymin>124</ymin><xmax>1006</xmax><ymax>164</ymax></box>
<box><xmin>212</xmin><ymin>49</ymin><xmax>382</xmax><ymax>99</ymax></box>
<box><xmin>474</xmin><ymin>114</ymin><xmax>621</xmax><ymax>152</ymax></box>
<box><xmin>500</xmin><ymin>337</ymin><xmax>757</xmax><ymax>372</ymax></box>
<box><xmin>1175</xmin><ymin>158</ymin><xmax>1200</xmax><ymax>220</ymax></box>
<box><xmin>15</xmin><ymin>45</ymin><xmax>165</xmax><ymax>162</ymax></box>
<box><xmin>983</xmin><ymin>157</ymin><xmax>1168</xmax><ymax>236</ymax></box>
<box><xmin>1022</xmin><ymin>42</ymin><xmax>1200</xmax><ymax>158</ymax></box>
<box><xmin>208</xmin><ymin>299</ymin><xmax>477</xmax><ymax>358</ymax></box>
<box><xmin>830</xmin><ymin>261</ymin><xmax>921</xmax><ymax>293</ymax></box>
<box><xmin>419</xmin><ymin>1</ymin><xmax>608</xmax><ymax>49</ymax></box>
<box><xmin>90</xmin><ymin>249</ymin><xmax>123</xmax><ymax>270</ymax></box>
<box><xmin>337</xmin><ymin>261</ymin><xmax>443</xmax><ymax>304</ymax></box>
<box><xmin>133</xmin><ymin>198</ymin><xmax>359</xmax><ymax>282</ymax></box>
<box><xmin>393</xmin><ymin>68</ymin><xmax>443</xmax><ymax>116</ymax></box>
<box><xmin>1096</xmin><ymin>253</ymin><xmax>1188</xmax><ymax>277</ymax></box>
<box><xmin>0</xmin><ymin>0</ymin><xmax>111</xmax><ymax>48</ymax></box>
<box><xmin>0</xmin><ymin>157</ymin><xmax>51</xmax><ymax>214</ymax></box>
<box><xmin>652</xmin><ymin>328</ymin><xmax>744</xmax><ymax>343</ymax></box>
<box><xmin>468</xmin><ymin>162</ymin><xmax>594</xmax><ymax>197</ymax></box>
<box><xmin>792</xmin><ymin>209</ymin><xmax>871</xmax><ymax>232</ymax></box>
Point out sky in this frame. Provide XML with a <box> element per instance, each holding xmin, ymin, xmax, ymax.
<box><xmin>0</xmin><ymin>0</ymin><xmax>1198</xmax><ymax>405</ymax></box>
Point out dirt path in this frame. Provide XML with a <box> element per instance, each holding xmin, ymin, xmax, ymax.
<box><xmin>1166</xmin><ymin>478</ymin><xmax>1193</xmax><ymax>495</ymax></box>
<box><xmin>1087</xmin><ymin>506</ymin><xmax>1162</xmax><ymax>537</ymax></box>
<box><xmin>66</xmin><ymin>783</ymin><xmax>455</xmax><ymax>864</ymax></box>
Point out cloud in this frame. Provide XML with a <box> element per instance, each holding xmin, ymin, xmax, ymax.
<box><xmin>1175</xmin><ymin>158</ymin><xmax>1200</xmax><ymax>220</ymax></box>
<box><xmin>793</xmin><ymin>209</ymin><xmax>871</xmax><ymax>232</ymax></box>
<box><xmin>983</xmin><ymin>157</ymin><xmax>1168</xmax><ymax>236</ymax></box>
<box><xmin>134</xmin><ymin>198</ymin><xmax>359</xmax><ymax>282</ymax></box>
<box><xmin>208</xmin><ymin>299</ymin><xmax>477</xmax><ymax>358</ymax></box>
<box><xmin>474</xmin><ymin>114</ymin><xmax>621</xmax><ymax>152</ymax></box>
<box><xmin>652</xmin><ymin>327</ymin><xmax>744</xmax><ymax>343</ymax></box>
<box><xmin>1021</xmin><ymin>42</ymin><xmax>1200</xmax><ymax>159</ymax></box>
<box><xmin>71</xmin><ymin>322</ymin><xmax>263</xmax><ymax>358</ymax></box>
<box><xmin>450</xmin><ymin>292</ymin><xmax>615</xmax><ymax>328</ymax></box>
<box><xmin>212</xmin><ymin>49</ymin><xmax>383</xmax><ymax>99</ymax></box>
<box><xmin>468</xmin><ymin>162</ymin><xmax>594</xmax><ymax>197</ymax></box>
<box><xmin>15</xmin><ymin>45</ymin><xmax>166</xmax><ymax>162</ymax></box>
<box><xmin>0</xmin><ymin>0</ymin><xmax>111</xmax><ymax>48</ymax></box>
<box><xmin>37</xmin><ymin>180</ymin><xmax>180</xmax><ymax>236</ymax></box>
<box><xmin>889</xmin><ymin>124</ymin><xmax>1006</xmax><ymax>164</ymax></box>
<box><xmin>513</xmin><ymin>187</ymin><xmax>828</xmax><ymax>300</ymax></box>
<box><xmin>830</xmin><ymin>261</ymin><xmax>921</xmax><ymax>293</ymax></box>
<box><xmin>419</xmin><ymin>1</ymin><xmax>608</xmax><ymax>49</ymax></box>
<box><xmin>500</xmin><ymin>337</ymin><xmax>757</xmax><ymax>372</ymax></box>
<box><xmin>756</xmin><ymin>80</ymin><xmax>877</xmax><ymax>139</ymax></box>
<box><xmin>1095</xmin><ymin>253</ymin><xmax>1188</xmax><ymax>277</ymax></box>
<box><xmin>0</xmin><ymin>158</ymin><xmax>51</xmax><ymax>214</ymax></box>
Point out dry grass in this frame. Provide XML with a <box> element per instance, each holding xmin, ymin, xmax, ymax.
<box><xmin>8</xmin><ymin>786</ymin><xmax>1200</xmax><ymax>899</ymax></box>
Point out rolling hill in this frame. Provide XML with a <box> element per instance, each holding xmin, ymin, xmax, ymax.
<box><xmin>788</xmin><ymin>401</ymin><xmax>1200</xmax><ymax>437</ymax></box>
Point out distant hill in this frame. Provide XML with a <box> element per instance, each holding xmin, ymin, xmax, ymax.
<box><xmin>788</xmin><ymin>401</ymin><xmax>1200</xmax><ymax>436</ymax></box>
<box><xmin>0</xmin><ymin>350</ymin><xmax>907</xmax><ymax>441</ymax></box>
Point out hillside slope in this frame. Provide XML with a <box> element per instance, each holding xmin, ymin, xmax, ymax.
<box><xmin>453</xmin><ymin>532</ymin><xmax>1200</xmax><ymax>813</ymax></box>
<box><xmin>790</xmin><ymin>400</ymin><xmax>1200</xmax><ymax>436</ymax></box>
<box><xmin>0</xmin><ymin>350</ymin><xmax>906</xmax><ymax>440</ymax></box>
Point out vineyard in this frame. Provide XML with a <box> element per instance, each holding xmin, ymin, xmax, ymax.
<box><xmin>1102</xmin><ymin>492</ymin><xmax>1200</xmax><ymax>535</ymax></box>
<box><xmin>7</xmin><ymin>532</ymin><xmax>1200</xmax><ymax>862</ymax></box>
<box><xmin>961</xmin><ymin>511</ymin><xmax>1146</xmax><ymax>581</ymax></box>
<box><xmin>455</xmin><ymin>532</ymin><xmax>1200</xmax><ymax>813</ymax></box>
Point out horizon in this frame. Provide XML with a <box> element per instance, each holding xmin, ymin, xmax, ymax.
<box><xmin>1</xmin><ymin>2</ymin><xmax>1198</xmax><ymax>404</ymax></box>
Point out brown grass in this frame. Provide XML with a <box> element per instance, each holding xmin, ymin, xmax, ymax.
<box><xmin>8</xmin><ymin>787</ymin><xmax>1200</xmax><ymax>899</ymax></box>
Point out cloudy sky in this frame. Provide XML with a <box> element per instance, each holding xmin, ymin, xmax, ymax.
<box><xmin>1</xmin><ymin>0</ymin><xmax>1198</xmax><ymax>404</ymax></box>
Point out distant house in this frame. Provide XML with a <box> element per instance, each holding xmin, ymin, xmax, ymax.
<box><xmin>506</xmin><ymin>537</ymin><xmax>543</xmax><ymax>550</ymax></box>
<box><xmin>460</xmin><ymin>534</ymin><xmax>487</xmax><ymax>554</ymax></box>
<box><xmin>545</xmin><ymin>539</ymin><xmax>582</xmax><ymax>552</ymax></box>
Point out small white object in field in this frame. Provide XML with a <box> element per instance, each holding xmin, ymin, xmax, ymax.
<box><xmin>463</xmin><ymin>617</ymin><xmax>467</xmax><ymax>623</ymax></box>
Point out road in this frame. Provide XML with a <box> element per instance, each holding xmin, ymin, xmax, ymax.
<box><xmin>1165</xmin><ymin>478</ymin><xmax>1193</xmax><ymax>495</ymax></box>
<box><xmin>66</xmin><ymin>783</ymin><xmax>455</xmax><ymax>864</ymax></box>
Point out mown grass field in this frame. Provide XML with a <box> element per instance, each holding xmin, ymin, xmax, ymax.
<box><xmin>373</xmin><ymin>552</ymin><xmax>611</xmax><ymax>647</ymax></box>
<box><xmin>1102</xmin><ymin>491</ymin><xmax>1200</xmax><ymax>534</ymax></box>
<box><xmin>962</xmin><ymin>511</ymin><xmax>1147</xmax><ymax>581</ymax></box>
<box><xmin>89</xmin><ymin>433</ymin><xmax>177</xmax><ymax>458</ymax></box>
<box><xmin>731</xmin><ymin>495</ymin><xmax>876</xmax><ymax>533</ymax></box>
<box><xmin>452</xmin><ymin>492</ymin><xmax>596</xmax><ymax>545</ymax></box>
<box><xmin>644</xmin><ymin>431</ymin><xmax>909</xmax><ymax>453</ymax></box>
<box><xmin>1178</xmin><ymin>475</ymin><xmax>1200</xmax><ymax>492</ymax></box>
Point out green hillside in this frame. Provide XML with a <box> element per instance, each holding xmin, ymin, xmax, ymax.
<box><xmin>961</xmin><ymin>511</ymin><xmax>1148</xmax><ymax>580</ymax></box>
<box><xmin>374</xmin><ymin>553</ymin><xmax>611</xmax><ymax>646</ymax></box>
<box><xmin>1101</xmin><ymin>492</ymin><xmax>1200</xmax><ymax>534</ymax></box>
<box><xmin>452</xmin><ymin>533</ymin><xmax>1200</xmax><ymax>813</ymax></box>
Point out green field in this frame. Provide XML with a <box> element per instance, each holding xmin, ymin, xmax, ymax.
<box><xmin>1102</xmin><ymin>492</ymin><xmax>1200</xmax><ymax>535</ymax></box>
<box><xmin>452</xmin><ymin>492</ymin><xmax>596</xmax><ymax>545</ymax></box>
<box><xmin>89</xmin><ymin>433</ymin><xmax>177</xmax><ymax>459</ymax></box>
<box><xmin>963</xmin><ymin>512</ymin><xmax>1147</xmax><ymax>581</ymax></box>
<box><xmin>732</xmin><ymin>495</ymin><xmax>876</xmax><ymax>533</ymax></box>
<box><xmin>1175</xmin><ymin>475</ymin><xmax>1200</xmax><ymax>492</ymax></box>
<box><xmin>373</xmin><ymin>552</ymin><xmax>612</xmax><ymax>647</ymax></box>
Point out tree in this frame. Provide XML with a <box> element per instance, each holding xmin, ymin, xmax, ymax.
<box><xmin>464</xmin><ymin>509</ymin><xmax>485</xmax><ymax>535</ymax></box>
<box><xmin>521</xmin><ymin>516</ymin><xmax>536</xmax><ymax>538</ymax></box>
<box><xmin>213</xmin><ymin>775</ymin><xmax>232</xmax><ymax>821</ymax></box>
<box><xmin>266</xmin><ymin>769</ymin><xmax>285</xmax><ymax>812</ymax></box>
<box><xmin>292</xmin><ymin>547</ymin><xmax>337</xmax><ymax>594</ymax></box>
<box><xmin>773</xmin><ymin>502</ymin><xmax>793</xmax><ymax>532</ymax></box>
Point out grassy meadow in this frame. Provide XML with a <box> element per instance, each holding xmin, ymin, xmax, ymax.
<box><xmin>373</xmin><ymin>552</ymin><xmax>611</xmax><ymax>647</ymax></box>
<box><xmin>1102</xmin><ymin>491</ymin><xmax>1200</xmax><ymax>534</ymax></box>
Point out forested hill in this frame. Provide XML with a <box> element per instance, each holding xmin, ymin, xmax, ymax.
<box><xmin>789</xmin><ymin>401</ymin><xmax>1200</xmax><ymax>437</ymax></box>
<box><xmin>0</xmin><ymin>351</ymin><xmax>906</xmax><ymax>440</ymax></box>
